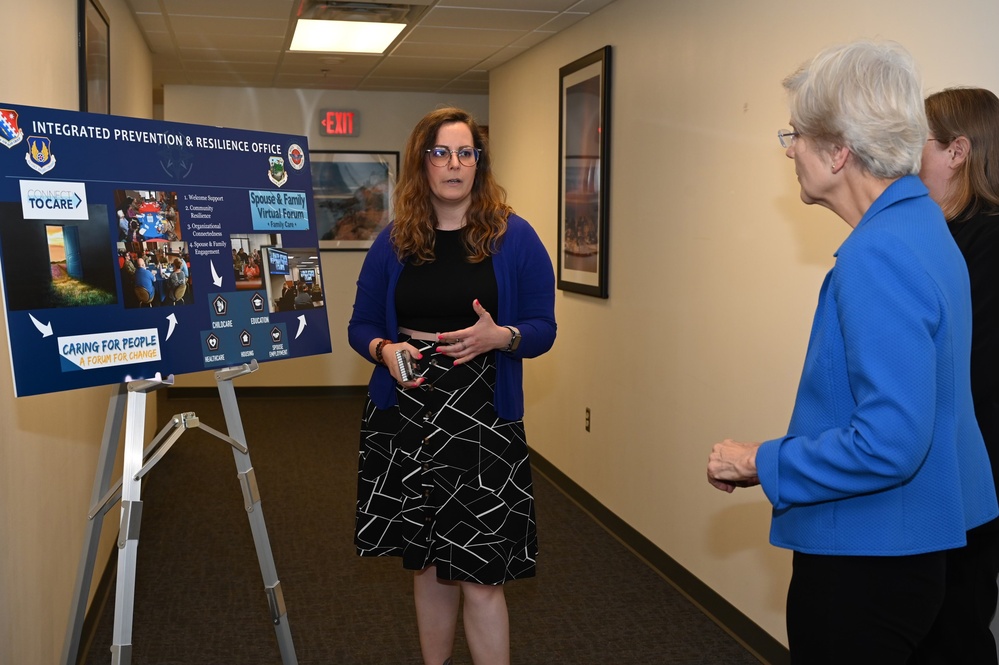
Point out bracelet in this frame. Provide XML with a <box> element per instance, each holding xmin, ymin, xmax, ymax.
<box><xmin>503</xmin><ymin>325</ymin><xmax>521</xmax><ymax>353</ymax></box>
<box><xmin>374</xmin><ymin>339</ymin><xmax>389</xmax><ymax>365</ymax></box>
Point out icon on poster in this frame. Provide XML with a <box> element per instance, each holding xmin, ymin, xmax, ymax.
<box><xmin>0</xmin><ymin>108</ymin><xmax>24</xmax><ymax>148</ymax></box>
<box><xmin>268</xmin><ymin>156</ymin><xmax>287</xmax><ymax>187</ymax></box>
<box><xmin>25</xmin><ymin>136</ymin><xmax>55</xmax><ymax>174</ymax></box>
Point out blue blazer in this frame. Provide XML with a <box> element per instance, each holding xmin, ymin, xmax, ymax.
<box><xmin>348</xmin><ymin>214</ymin><xmax>556</xmax><ymax>421</ymax></box>
<box><xmin>756</xmin><ymin>176</ymin><xmax>998</xmax><ymax>555</ymax></box>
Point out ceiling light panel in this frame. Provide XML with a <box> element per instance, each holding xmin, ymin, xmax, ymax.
<box><xmin>290</xmin><ymin>19</ymin><xmax>406</xmax><ymax>53</ymax></box>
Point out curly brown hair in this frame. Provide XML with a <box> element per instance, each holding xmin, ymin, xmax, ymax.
<box><xmin>390</xmin><ymin>107</ymin><xmax>512</xmax><ymax>264</ymax></box>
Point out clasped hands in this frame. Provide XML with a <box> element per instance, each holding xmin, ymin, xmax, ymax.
<box><xmin>707</xmin><ymin>439</ymin><xmax>761</xmax><ymax>493</ymax></box>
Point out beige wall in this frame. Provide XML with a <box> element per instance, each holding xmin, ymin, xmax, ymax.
<box><xmin>489</xmin><ymin>0</ymin><xmax>999</xmax><ymax>646</ymax></box>
<box><xmin>0</xmin><ymin>1</ymin><xmax>152</xmax><ymax>663</ymax></box>
<box><xmin>161</xmin><ymin>87</ymin><xmax>488</xmax><ymax>388</ymax></box>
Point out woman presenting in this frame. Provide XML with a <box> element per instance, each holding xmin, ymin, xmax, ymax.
<box><xmin>348</xmin><ymin>107</ymin><xmax>556</xmax><ymax>665</ymax></box>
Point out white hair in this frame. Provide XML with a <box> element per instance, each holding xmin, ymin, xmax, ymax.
<box><xmin>784</xmin><ymin>40</ymin><xmax>927</xmax><ymax>178</ymax></box>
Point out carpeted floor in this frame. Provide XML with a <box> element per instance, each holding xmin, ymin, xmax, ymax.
<box><xmin>82</xmin><ymin>391</ymin><xmax>764</xmax><ymax>664</ymax></box>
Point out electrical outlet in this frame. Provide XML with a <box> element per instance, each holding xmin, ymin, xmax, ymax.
<box><xmin>585</xmin><ymin>407</ymin><xmax>591</xmax><ymax>432</ymax></box>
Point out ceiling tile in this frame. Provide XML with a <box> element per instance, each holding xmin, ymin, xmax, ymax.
<box><xmin>125</xmin><ymin>0</ymin><xmax>161</xmax><ymax>12</ymax></box>
<box><xmin>363</xmin><ymin>76</ymin><xmax>453</xmax><ymax>86</ymax></box>
<box><xmin>567</xmin><ymin>0</ymin><xmax>618</xmax><ymax>12</ymax></box>
<box><xmin>453</xmin><ymin>70</ymin><xmax>489</xmax><ymax>82</ymax></box>
<box><xmin>281</xmin><ymin>51</ymin><xmax>378</xmax><ymax>63</ymax></box>
<box><xmin>180</xmin><ymin>48</ymin><xmax>286</xmax><ymax>64</ymax></box>
<box><xmin>372</xmin><ymin>56</ymin><xmax>481</xmax><ymax>77</ymax></box>
<box><xmin>281</xmin><ymin>74</ymin><xmax>369</xmax><ymax>88</ymax></box>
<box><xmin>438</xmin><ymin>82</ymin><xmax>490</xmax><ymax>94</ymax></box>
<box><xmin>405</xmin><ymin>25</ymin><xmax>525</xmax><ymax>47</ymax></box>
<box><xmin>143</xmin><ymin>31</ymin><xmax>177</xmax><ymax>54</ymax></box>
<box><xmin>180</xmin><ymin>61</ymin><xmax>279</xmax><ymax>74</ymax></box>
<box><xmin>168</xmin><ymin>15</ymin><xmax>288</xmax><ymax>38</ymax></box>
<box><xmin>358</xmin><ymin>80</ymin><xmax>453</xmax><ymax>92</ymax></box>
<box><xmin>440</xmin><ymin>0</ymin><xmax>578</xmax><ymax>10</ymax></box>
<box><xmin>356</xmin><ymin>0</ymin><xmax>437</xmax><ymax>4</ymax></box>
<box><xmin>392</xmin><ymin>41</ymin><xmax>498</xmax><ymax>60</ymax></box>
<box><xmin>179</xmin><ymin>72</ymin><xmax>277</xmax><ymax>85</ymax></box>
<box><xmin>135</xmin><ymin>12</ymin><xmax>169</xmax><ymax>32</ymax></box>
<box><xmin>538</xmin><ymin>12</ymin><xmax>587</xmax><ymax>31</ymax></box>
<box><xmin>161</xmin><ymin>0</ymin><xmax>294</xmax><ymax>20</ymax></box>
<box><xmin>277</xmin><ymin>60</ymin><xmax>378</xmax><ymax>77</ymax></box>
<box><xmin>421</xmin><ymin>7</ymin><xmax>556</xmax><ymax>31</ymax></box>
<box><xmin>173</xmin><ymin>33</ymin><xmax>287</xmax><ymax>51</ymax></box>
<box><xmin>508</xmin><ymin>31</ymin><xmax>556</xmax><ymax>50</ymax></box>
<box><xmin>476</xmin><ymin>47</ymin><xmax>530</xmax><ymax>70</ymax></box>
<box><xmin>150</xmin><ymin>58</ymin><xmax>186</xmax><ymax>73</ymax></box>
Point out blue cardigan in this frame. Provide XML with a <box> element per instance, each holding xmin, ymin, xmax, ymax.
<box><xmin>348</xmin><ymin>214</ymin><xmax>556</xmax><ymax>421</ymax></box>
<box><xmin>756</xmin><ymin>175</ymin><xmax>998</xmax><ymax>556</ymax></box>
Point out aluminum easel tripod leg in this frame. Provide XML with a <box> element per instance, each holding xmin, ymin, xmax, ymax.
<box><xmin>215</xmin><ymin>363</ymin><xmax>298</xmax><ymax>665</ymax></box>
<box><xmin>110</xmin><ymin>378</ymin><xmax>169</xmax><ymax>665</ymax></box>
<box><xmin>62</xmin><ymin>384</ymin><xmax>127</xmax><ymax>665</ymax></box>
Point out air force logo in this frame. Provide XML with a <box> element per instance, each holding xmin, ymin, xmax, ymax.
<box><xmin>268</xmin><ymin>156</ymin><xmax>287</xmax><ymax>187</ymax></box>
<box><xmin>0</xmin><ymin>108</ymin><xmax>24</xmax><ymax>148</ymax></box>
<box><xmin>287</xmin><ymin>143</ymin><xmax>305</xmax><ymax>170</ymax></box>
<box><xmin>26</xmin><ymin>136</ymin><xmax>56</xmax><ymax>174</ymax></box>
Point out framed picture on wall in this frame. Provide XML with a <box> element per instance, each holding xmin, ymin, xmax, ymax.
<box><xmin>557</xmin><ymin>45</ymin><xmax>611</xmax><ymax>298</ymax></box>
<box><xmin>78</xmin><ymin>0</ymin><xmax>110</xmax><ymax>114</ymax></box>
<box><xmin>312</xmin><ymin>150</ymin><xmax>399</xmax><ymax>251</ymax></box>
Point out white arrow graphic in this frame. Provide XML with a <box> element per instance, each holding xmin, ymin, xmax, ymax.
<box><xmin>295</xmin><ymin>314</ymin><xmax>307</xmax><ymax>339</ymax></box>
<box><xmin>165</xmin><ymin>313</ymin><xmax>178</xmax><ymax>340</ymax></box>
<box><xmin>210</xmin><ymin>260</ymin><xmax>222</xmax><ymax>287</ymax></box>
<box><xmin>29</xmin><ymin>313</ymin><xmax>53</xmax><ymax>337</ymax></box>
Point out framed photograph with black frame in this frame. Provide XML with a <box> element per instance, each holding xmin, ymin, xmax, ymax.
<box><xmin>78</xmin><ymin>0</ymin><xmax>110</xmax><ymax>114</ymax></box>
<box><xmin>312</xmin><ymin>150</ymin><xmax>399</xmax><ymax>250</ymax></box>
<box><xmin>557</xmin><ymin>45</ymin><xmax>611</xmax><ymax>298</ymax></box>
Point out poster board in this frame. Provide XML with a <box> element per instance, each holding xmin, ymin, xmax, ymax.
<box><xmin>0</xmin><ymin>102</ymin><xmax>332</xmax><ymax>397</ymax></box>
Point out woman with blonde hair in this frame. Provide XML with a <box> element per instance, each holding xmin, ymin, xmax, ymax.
<box><xmin>348</xmin><ymin>107</ymin><xmax>556</xmax><ymax>665</ymax></box>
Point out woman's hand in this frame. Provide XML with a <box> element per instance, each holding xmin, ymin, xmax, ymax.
<box><xmin>707</xmin><ymin>438</ymin><xmax>761</xmax><ymax>493</ymax></box>
<box><xmin>436</xmin><ymin>299</ymin><xmax>511</xmax><ymax>366</ymax></box>
<box><xmin>371</xmin><ymin>339</ymin><xmax>424</xmax><ymax>387</ymax></box>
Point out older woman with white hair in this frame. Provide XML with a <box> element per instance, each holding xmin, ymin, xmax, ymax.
<box><xmin>706</xmin><ymin>41</ymin><xmax>998</xmax><ymax>663</ymax></box>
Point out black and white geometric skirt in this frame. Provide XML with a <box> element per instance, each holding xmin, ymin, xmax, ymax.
<box><xmin>354</xmin><ymin>339</ymin><xmax>538</xmax><ymax>585</ymax></box>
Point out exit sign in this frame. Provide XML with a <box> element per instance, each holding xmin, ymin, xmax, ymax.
<box><xmin>320</xmin><ymin>109</ymin><xmax>358</xmax><ymax>136</ymax></box>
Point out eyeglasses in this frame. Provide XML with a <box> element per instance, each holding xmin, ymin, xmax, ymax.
<box><xmin>426</xmin><ymin>145</ymin><xmax>480</xmax><ymax>167</ymax></box>
<box><xmin>778</xmin><ymin>129</ymin><xmax>799</xmax><ymax>149</ymax></box>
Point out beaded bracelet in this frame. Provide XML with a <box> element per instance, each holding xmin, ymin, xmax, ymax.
<box><xmin>374</xmin><ymin>339</ymin><xmax>389</xmax><ymax>365</ymax></box>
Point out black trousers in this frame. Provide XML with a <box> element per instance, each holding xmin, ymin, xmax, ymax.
<box><xmin>909</xmin><ymin>529</ymin><xmax>999</xmax><ymax>665</ymax></box>
<box><xmin>787</xmin><ymin>550</ymin><xmax>947</xmax><ymax>665</ymax></box>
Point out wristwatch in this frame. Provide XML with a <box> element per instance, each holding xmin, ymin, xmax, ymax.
<box><xmin>503</xmin><ymin>325</ymin><xmax>521</xmax><ymax>353</ymax></box>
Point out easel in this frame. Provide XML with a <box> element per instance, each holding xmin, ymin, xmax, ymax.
<box><xmin>61</xmin><ymin>360</ymin><xmax>297</xmax><ymax>665</ymax></box>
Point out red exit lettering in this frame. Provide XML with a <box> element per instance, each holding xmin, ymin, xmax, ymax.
<box><xmin>321</xmin><ymin>110</ymin><xmax>356</xmax><ymax>136</ymax></box>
